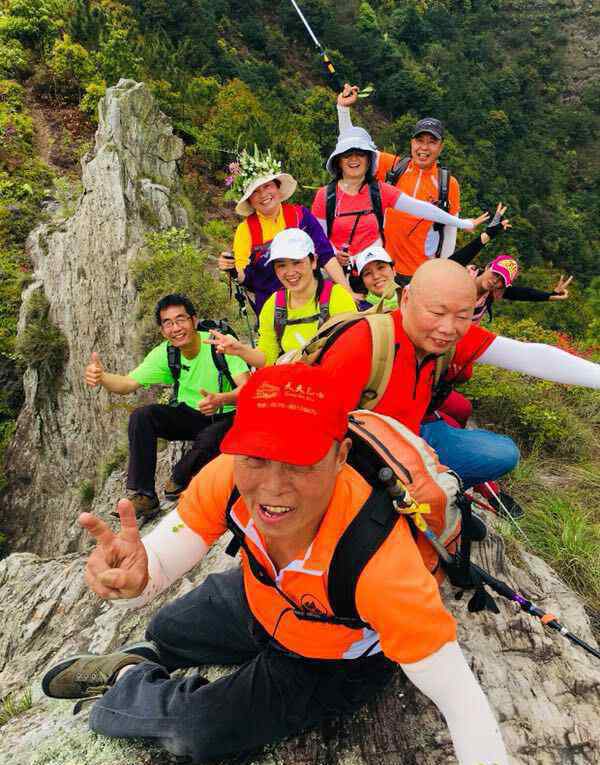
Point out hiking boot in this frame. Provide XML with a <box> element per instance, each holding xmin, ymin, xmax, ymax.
<box><xmin>42</xmin><ymin>641</ymin><xmax>161</xmax><ymax>700</ymax></box>
<box><xmin>128</xmin><ymin>493</ymin><xmax>160</xmax><ymax>521</ymax></box>
<box><xmin>163</xmin><ymin>478</ymin><xmax>185</xmax><ymax>502</ymax></box>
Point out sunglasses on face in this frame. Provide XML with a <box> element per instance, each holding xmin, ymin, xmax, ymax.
<box><xmin>339</xmin><ymin>149</ymin><xmax>370</xmax><ymax>160</ymax></box>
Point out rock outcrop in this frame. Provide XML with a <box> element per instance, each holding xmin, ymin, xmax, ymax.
<box><xmin>0</xmin><ymin>530</ymin><xmax>599</xmax><ymax>764</ymax></box>
<box><xmin>1</xmin><ymin>79</ymin><xmax>187</xmax><ymax>557</ymax></box>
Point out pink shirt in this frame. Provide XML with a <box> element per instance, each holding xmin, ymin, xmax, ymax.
<box><xmin>312</xmin><ymin>181</ymin><xmax>401</xmax><ymax>256</ymax></box>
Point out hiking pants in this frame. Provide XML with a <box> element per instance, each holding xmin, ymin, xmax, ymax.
<box><xmin>420</xmin><ymin>419</ymin><xmax>520</xmax><ymax>489</ymax></box>
<box><xmin>89</xmin><ymin>568</ymin><xmax>395</xmax><ymax>763</ymax></box>
<box><xmin>127</xmin><ymin>403</ymin><xmax>233</xmax><ymax>496</ymax></box>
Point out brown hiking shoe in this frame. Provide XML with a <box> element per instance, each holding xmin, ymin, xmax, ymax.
<box><xmin>41</xmin><ymin>641</ymin><xmax>161</xmax><ymax>700</ymax></box>
<box><xmin>164</xmin><ymin>478</ymin><xmax>185</xmax><ymax>502</ymax></box>
<box><xmin>129</xmin><ymin>493</ymin><xmax>160</xmax><ymax>521</ymax></box>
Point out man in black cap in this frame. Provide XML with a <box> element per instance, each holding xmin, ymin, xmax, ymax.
<box><xmin>336</xmin><ymin>85</ymin><xmax>463</xmax><ymax>275</ymax></box>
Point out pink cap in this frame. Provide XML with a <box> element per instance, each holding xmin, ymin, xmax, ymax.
<box><xmin>488</xmin><ymin>254</ymin><xmax>519</xmax><ymax>287</ymax></box>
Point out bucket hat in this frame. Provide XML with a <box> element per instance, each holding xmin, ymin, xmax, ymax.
<box><xmin>326</xmin><ymin>127</ymin><xmax>378</xmax><ymax>176</ymax></box>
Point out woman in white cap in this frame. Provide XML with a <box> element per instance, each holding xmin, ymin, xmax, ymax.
<box><xmin>311</xmin><ymin>126</ymin><xmax>477</xmax><ymax>273</ymax></box>
<box><xmin>218</xmin><ymin>149</ymin><xmax>348</xmax><ymax>316</ymax></box>
<box><xmin>354</xmin><ymin>245</ymin><xmax>400</xmax><ymax>311</ymax></box>
<box><xmin>210</xmin><ymin>229</ymin><xmax>357</xmax><ymax>368</ymax></box>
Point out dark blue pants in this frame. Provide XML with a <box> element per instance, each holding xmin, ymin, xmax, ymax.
<box><xmin>420</xmin><ymin>419</ymin><xmax>520</xmax><ymax>488</ymax></box>
<box><xmin>89</xmin><ymin>568</ymin><xmax>395</xmax><ymax>763</ymax></box>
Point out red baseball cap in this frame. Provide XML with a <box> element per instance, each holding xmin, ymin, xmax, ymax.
<box><xmin>220</xmin><ymin>364</ymin><xmax>349</xmax><ymax>466</ymax></box>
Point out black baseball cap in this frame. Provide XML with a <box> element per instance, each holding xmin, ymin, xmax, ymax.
<box><xmin>412</xmin><ymin>118</ymin><xmax>444</xmax><ymax>141</ymax></box>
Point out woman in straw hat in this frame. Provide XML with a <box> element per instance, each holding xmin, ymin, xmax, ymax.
<box><xmin>218</xmin><ymin>147</ymin><xmax>349</xmax><ymax>316</ymax></box>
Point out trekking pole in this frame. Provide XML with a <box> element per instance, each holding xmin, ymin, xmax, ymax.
<box><xmin>469</xmin><ymin>561</ymin><xmax>600</xmax><ymax>661</ymax></box>
<box><xmin>228</xmin><ymin>271</ymin><xmax>256</xmax><ymax>348</ymax></box>
<box><xmin>379</xmin><ymin>469</ymin><xmax>600</xmax><ymax>661</ymax></box>
<box><xmin>287</xmin><ymin>0</ymin><xmax>336</xmax><ymax>79</ymax></box>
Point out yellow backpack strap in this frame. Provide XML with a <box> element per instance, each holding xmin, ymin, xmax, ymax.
<box><xmin>434</xmin><ymin>344</ymin><xmax>456</xmax><ymax>386</ymax></box>
<box><xmin>359</xmin><ymin>313</ymin><xmax>396</xmax><ymax>409</ymax></box>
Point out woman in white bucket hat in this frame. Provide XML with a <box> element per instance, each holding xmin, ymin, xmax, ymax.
<box><xmin>218</xmin><ymin>147</ymin><xmax>349</xmax><ymax>316</ymax></box>
<box><xmin>210</xmin><ymin>228</ymin><xmax>356</xmax><ymax>369</ymax></box>
<box><xmin>311</xmin><ymin>127</ymin><xmax>476</xmax><ymax>272</ymax></box>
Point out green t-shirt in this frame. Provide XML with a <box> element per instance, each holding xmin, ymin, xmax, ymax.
<box><xmin>128</xmin><ymin>331</ymin><xmax>249</xmax><ymax>413</ymax></box>
<box><xmin>364</xmin><ymin>291</ymin><xmax>399</xmax><ymax>310</ymax></box>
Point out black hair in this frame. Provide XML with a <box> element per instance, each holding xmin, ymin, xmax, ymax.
<box><xmin>311</xmin><ymin>254</ymin><xmax>326</xmax><ymax>301</ymax></box>
<box><xmin>155</xmin><ymin>293</ymin><xmax>197</xmax><ymax>326</ymax></box>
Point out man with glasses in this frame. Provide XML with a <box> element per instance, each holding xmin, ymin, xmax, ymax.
<box><xmin>84</xmin><ymin>293</ymin><xmax>250</xmax><ymax>520</ymax></box>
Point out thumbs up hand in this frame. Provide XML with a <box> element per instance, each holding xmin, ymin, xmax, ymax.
<box><xmin>198</xmin><ymin>388</ymin><xmax>222</xmax><ymax>416</ymax></box>
<box><xmin>85</xmin><ymin>351</ymin><xmax>104</xmax><ymax>387</ymax></box>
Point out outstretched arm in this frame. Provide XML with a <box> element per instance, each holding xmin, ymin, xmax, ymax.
<box><xmin>401</xmin><ymin>641</ymin><xmax>508</xmax><ymax>765</ymax></box>
<box><xmin>394</xmin><ymin>193</ymin><xmax>476</xmax><ymax>230</ymax></box>
<box><xmin>476</xmin><ymin>336</ymin><xmax>600</xmax><ymax>388</ymax></box>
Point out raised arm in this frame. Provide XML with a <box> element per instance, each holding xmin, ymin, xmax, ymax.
<box><xmin>336</xmin><ymin>83</ymin><xmax>358</xmax><ymax>133</ymax></box>
<box><xmin>476</xmin><ymin>336</ymin><xmax>600</xmax><ymax>388</ymax></box>
<box><xmin>401</xmin><ymin>641</ymin><xmax>508</xmax><ymax>765</ymax></box>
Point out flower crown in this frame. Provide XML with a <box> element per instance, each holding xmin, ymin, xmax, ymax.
<box><xmin>224</xmin><ymin>145</ymin><xmax>282</xmax><ymax>200</ymax></box>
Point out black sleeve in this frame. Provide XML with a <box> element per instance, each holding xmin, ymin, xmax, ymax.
<box><xmin>503</xmin><ymin>286</ymin><xmax>555</xmax><ymax>302</ymax></box>
<box><xmin>449</xmin><ymin>235</ymin><xmax>485</xmax><ymax>266</ymax></box>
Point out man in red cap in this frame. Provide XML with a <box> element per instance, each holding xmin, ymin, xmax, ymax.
<box><xmin>41</xmin><ymin>364</ymin><xmax>508</xmax><ymax>765</ymax></box>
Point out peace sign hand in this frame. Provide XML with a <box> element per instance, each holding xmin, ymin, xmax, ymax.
<box><xmin>80</xmin><ymin>499</ymin><xmax>149</xmax><ymax>599</ymax></box>
<box><xmin>203</xmin><ymin>328</ymin><xmax>243</xmax><ymax>356</ymax></box>
<box><xmin>550</xmin><ymin>274</ymin><xmax>573</xmax><ymax>300</ymax></box>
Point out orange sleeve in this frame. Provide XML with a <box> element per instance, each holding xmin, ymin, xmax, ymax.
<box><xmin>448</xmin><ymin>175</ymin><xmax>460</xmax><ymax>215</ymax></box>
<box><xmin>177</xmin><ymin>454</ymin><xmax>236</xmax><ymax>546</ymax></box>
<box><xmin>318</xmin><ymin>320</ymin><xmax>372</xmax><ymax>414</ymax></box>
<box><xmin>355</xmin><ymin>517</ymin><xmax>457</xmax><ymax>663</ymax></box>
<box><xmin>375</xmin><ymin>151</ymin><xmax>397</xmax><ymax>183</ymax></box>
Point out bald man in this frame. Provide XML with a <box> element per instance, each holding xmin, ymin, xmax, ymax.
<box><xmin>319</xmin><ymin>260</ymin><xmax>600</xmax><ymax>488</ymax></box>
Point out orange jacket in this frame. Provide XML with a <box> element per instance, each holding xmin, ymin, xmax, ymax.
<box><xmin>376</xmin><ymin>152</ymin><xmax>460</xmax><ymax>275</ymax></box>
<box><xmin>178</xmin><ymin>454</ymin><xmax>456</xmax><ymax>664</ymax></box>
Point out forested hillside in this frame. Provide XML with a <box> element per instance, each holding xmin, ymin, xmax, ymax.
<box><xmin>0</xmin><ymin>0</ymin><xmax>599</xmax><ymax>606</ymax></box>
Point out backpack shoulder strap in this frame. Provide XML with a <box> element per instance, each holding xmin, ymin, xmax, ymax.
<box><xmin>385</xmin><ymin>155</ymin><xmax>410</xmax><ymax>187</ymax></box>
<box><xmin>246</xmin><ymin>213</ymin><xmax>263</xmax><ymax>248</ymax></box>
<box><xmin>224</xmin><ymin>486</ymin><xmax>242</xmax><ymax>557</ymax></box>
<box><xmin>368</xmin><ymin>180</ymin><xmax>385</xmax><ymax>241</ymax></box>
<box><xmin>328</xmin><ymin>488</ymin><xmax>400</xmax><ymax>622</ymax></box>
<box><xmin>318</xmin><ymin>280</ymin><xmax>334</xmax><ymax>326</ymax></box>
<box><xmin>434</xmin><ymin>344</ymin><xmax>456</xmax><ymax>387</ymax></box>
<box><xmin>166</xmin><ymin>344</ymin><xmax>182</xmax><ymax>406</ymax></box>
<box><xmin>282</xmin><ymin>203</ymin><xmax>300</xmax><ymax>228</ymax></box>
<box><xmin>359</xmin><ymin>313</ymin><xmax>397</xmax><ymax>409</ymax></box>
<box><xmin>437</xmin><ymin>167</ymin><xmax>450</xmax><ymax>211</ymax></box>
<box><xmin>273</xmin><ymin>288</ymin><xmax>288</xmax><ymax>345</ymax></box>
<box><xmin>325</xmin><ymin>180</ymin><xmax>338</xmax><ymax>238</ymax></box>
<box><xmin>210</xmin><ymin>344</ymin><xmax>236</xmax><ymax>392</ymax></box>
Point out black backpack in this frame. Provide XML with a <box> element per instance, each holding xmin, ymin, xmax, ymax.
<box><xmin>167</xmin><ymin>319</ymin><xmax>238</xmax><ymax>407</ymax></box>
<box><xmin>385</xmin><ymin>156</ymin><xmax>451</xmax><ymax>257</ymax></box>
<box><xmin>325</xmin><ymin>179</ymin><xmax>385</xmax><ymax>247</ymax></box>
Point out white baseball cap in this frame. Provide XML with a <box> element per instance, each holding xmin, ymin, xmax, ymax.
<box><xmin>355</xmin><ymin>245</ymin><xmax>393</xmax><ymax>275</ymax></box>
<box><xmin>265</xmin><ymin>228</ymin><xmax>314</xmax><ymax>264</ymax></box>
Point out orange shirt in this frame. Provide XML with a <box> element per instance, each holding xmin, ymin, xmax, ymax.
<box><xmin>178</xmin><ymin>454</ymin><xmax>456</xmax><ymax>664</ymax></box>
<box><xmin>376</xmin><ymin>152</ymin><xmax>460</xmax><ymax>276</ymax></box>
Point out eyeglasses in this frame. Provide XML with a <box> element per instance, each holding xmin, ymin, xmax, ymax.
<box><xmin>161</xmin><ymin>315</ymin><xmax>192</xmax><ymax>330</ymax></box>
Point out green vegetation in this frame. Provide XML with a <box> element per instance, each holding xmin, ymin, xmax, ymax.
<box><xmin>0</xmin><ymin>686</ymin><xmax>32</xmax><ymax>727</ymax></box>
<box><xmin>15</xmin><ymin>289</ymin><xmax>68</xmax><ymax>394</ymax></box>
<box><xmin>131</xmin><ymin>227</ymin><xmax>230</xmax><ymax>355</ymax></box>
<box><xmin>99</xmin><ymin>441</ymin><xmax>128</xmax><ymax>484</ymax></box>
<box><xmin>78</xmin><ymin>478</ymin><xmax>95</xmax><ymax>505</ymax></box>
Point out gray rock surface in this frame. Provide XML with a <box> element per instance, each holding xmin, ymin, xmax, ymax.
<box><xmin>0</xmin><ymin>529</ymin><xmax>598</xmax><ymax>765</ymax></box>
<box><xmin>1</xmin><ymin>80</ymin><xmax>187</xmax><ymax>557</ymax></box>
